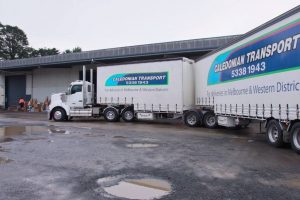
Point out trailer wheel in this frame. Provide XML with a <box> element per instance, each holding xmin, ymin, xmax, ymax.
<box><xmin>52</xmin><ymin>108</ymin><xmax>67</xmax><ymax>122</ymax></box>
<box><xmin>203</xmin><ymin>112</ymin><xmax>218</xmax><ymax>128</ymax></box>
<box><xmin>121</xmin><ymin>108</ymin><xmax>135</xmax><ymax>122</ymax></box>
<box><xmin>184</xmin><ymin>111</ymin><xmax>202</xmax><ymax>127</ymax></box>
<box><xmin>104</xmin><ymin>107</ymin><xmax>119</xmax><ymax>122</ymax></box>
<box><xmin>290</xmin><ymin>122</ymin><xmax>300</xmax><ymax>154</ymax></box>
<box><xmin>266</xmin><ymin>119</ymin><xmax>284</xmax><ymax>147</ymax></box>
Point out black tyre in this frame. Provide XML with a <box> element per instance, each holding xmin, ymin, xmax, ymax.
<box><xmin>104</xmin><ymin>107</ymin><xmax>119</xmax><ymax>122</ymax></box>
<box><xmin>203</xmin><ymin>112</ymin><xmax>218</xmax><ymax>128</ymax></box>
<box><xmin>121</xmin><ymin>108</ymin><xmax>135</xmax><ymax>122</ymax></box>
<box><xmin>184</xmin><ymin>111</ymin><xmax>202</xmax><ymax>127</ymax></box>
<box><xmin>290</xmin><ymin>122</ymin><xmax>300</xmax><ymax>154</ymax></box>
<box><xmin>52</xmin><ymin>107</ymin><xmax>67</xmax><ymax>122</ymax></box>
<box><xmin>266</xmin><ymin>119</ymin><xmax>284</xmax><ymax>147</ymax></box>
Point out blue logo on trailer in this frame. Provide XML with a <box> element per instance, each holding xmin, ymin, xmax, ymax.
<box><xmin>105</xmin><ymin>72</ymin><xmax>169</xmax><ymax>86</ymax></box>
<box><xmin>208</xmin><ymin>19</ymin><xmax>300</xmax><ymax>85</ymax></box>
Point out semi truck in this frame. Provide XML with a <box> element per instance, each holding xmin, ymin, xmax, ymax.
<box><xmin>49</xmin><ymin>6</ymin><xmax>300</xmax><ymax>153</ymax></box>
<box><xmin>49</xmin><ymin>58</ymin><xmax>195</xmax><ymax>123</ymax></box>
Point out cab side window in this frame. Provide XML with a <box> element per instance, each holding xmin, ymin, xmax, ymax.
<box><xmin>88</xmin><ymin>85</ymin><xmax>91</xmax><ymax>92</ymax></box>
<box><xmin>71</xmin><ymin>85</ymin><xmax>82</xmax><ymax>94</ymax></box>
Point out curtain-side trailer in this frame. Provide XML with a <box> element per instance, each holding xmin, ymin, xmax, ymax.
<box><xmin>96</xmin><ymin>58</ymin><xmax>194</xmax><ymax>121</ymax></box>
<box><xmin>184</xmin><ymin>6</ymin><xmax>300</xmax><ymax>153</ymax></box>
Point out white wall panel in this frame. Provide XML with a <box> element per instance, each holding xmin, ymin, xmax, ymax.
<box><xmin>32</xmin><ymin>67</ymin><xmax>79</xmax><ymax>102</ymax></box>
<box><xmin>0</xmin><ymin>73</ymin><xmax>4</xmax><ymax>107</ymax></box>
<box><xmin>26</xmin><ymin>74</ymin><xmax>32</xmax><ymax>95</ymax></box>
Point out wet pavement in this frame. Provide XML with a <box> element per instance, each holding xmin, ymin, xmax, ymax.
<box><xmin>0</xmin><ymin>111</ymin><xmax>300</xmax><ymax>200</ymax></box>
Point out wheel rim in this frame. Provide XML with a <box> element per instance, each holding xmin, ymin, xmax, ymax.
<box><xmin>206</xmin><ymin>115</ymin><xmax>216</xmax><ymax>127</ymax></box>
<box><xmin>187</xmin><ymin>114</ymin><xmax>197</xmax><ymax>126</ymax></box>
<box><xmin>54</xmin><ymin>110</ymin><xmax>62</xmax><ymax>120</ymax></box>
<box><xmin>268</xmin><ymin>125</ymin><xmax>279</xmax><ymax>143</ymax></box>
<box><xmin>106</xmin><ymin>111</ymin><xmax>116</xmax><ymax>120</ymax></box>
<box><xmin>124</xmin><ymin>111</ymin><xmax>133</xmax><ymax>120</ymax></box>
<box><xmin>293</xmin><ymin>128</ymin><xmax>300</xmax><ymax>150</ymax></box>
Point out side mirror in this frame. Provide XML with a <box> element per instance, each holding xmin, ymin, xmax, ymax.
<box><xmin>65</xmin><ymin>89</ymin><xmax>70</xmax><ymax>95</ymax></box>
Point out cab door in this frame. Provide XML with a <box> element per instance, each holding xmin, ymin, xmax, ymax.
<box><xmin>67</xmin><ymin>84</ymin><xmax>83</xmax><ymax>108</ymax></box>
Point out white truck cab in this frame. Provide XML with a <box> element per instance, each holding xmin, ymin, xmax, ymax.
<box><xmin>66</xmin><ymin>80</ymin><xmax>93</xmax><ymax>107</ymax></box>
<box><xmin>49</xmin><ymin>68</ymin><xmax>95</xmax><ymax>121</ymax></box>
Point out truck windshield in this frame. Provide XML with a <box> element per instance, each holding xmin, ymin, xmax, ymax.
<box><xmin>71</xmin><ymin>85</ymin><xmax>82</xmax><ymax>94</ymax></box>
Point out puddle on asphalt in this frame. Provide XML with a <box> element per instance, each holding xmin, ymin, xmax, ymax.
<box><xmin>48</xmin><ymin>128</ymin><xmax>69</xmax><ymax>134</ymax></box>
<box><xmin>0</xmin><ymin>126</ymin><xmax>26</xmax><ymax>142</ymax></box>
<box><xmin>0</xmin><ymin>146</ymin><xmax>9</xmax><ymax>152</ymax></box>
<box><xmin>113</xmin><ymin>136</ymin><xmax>127</xmax><ymax>139</ymax></box>
<box><xmin>0</xmin><ymin>157</ymin><xmax>13</xmax><ymax>164</ymax></box>
<box><xmin>84</xmin><ymin>133</ymin><xmax>105</xmax><ymax>137</ymax></box>
<box><xmin>0</xmin><ymin>138</ymin><xmax>14</xmax><ymax>143</ymax></box>
<box><xmin>126</xmin><ymin>143</ymin><xmax>159</xmax><ymax>148</ymax></box>
<box><xmin>0</xmin><ymin>125</ymin><xmax>69</xmax><ymax>142</ymax></box>
<box><xmin>283</xmin><ymin>179</ymin><xmax>300</xmax><ymax>189</ymax></box>
<box><xmin>97</xmin><ymin>176</ymin><xmax>171</xmax><ymax>200</ymax></box>
<box><xmin>259</xmin><ymin>177</ymin><xmax>300</xmax><ymax>189</ymax></box>
<box><xmin>24</xmin><ymin>137</ymin><xmax>48</xmax><ymax>141</ymax></box>
<box><xmin>140</xmin><ymin>138</ymin><xmax>159</xmax><ymax>142</ymax></box>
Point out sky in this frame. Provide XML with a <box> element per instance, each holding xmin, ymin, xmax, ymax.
<box><xmin>0</xmin><ymin>0</ymin><xmax>299</xmax><ymax>52</ymax></box>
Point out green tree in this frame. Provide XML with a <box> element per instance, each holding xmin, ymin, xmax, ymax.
<box><xmin>72</xmin><ymin>46</ymin><xmax>82</xmax><ymax>53</ymax></box>
<box><xmin>0</xmin><ymin>22</ymin><xmax>81</xmax><ymax>59</ymax></box>
<box><xmin>63</xmin><ymin>46</ymin><xmax>82</xmax><ymax>54</ymax></box>
<box><xmin>25</xmin><ymin>47</ymin><xmax>39</xmax><ymax>57</ymax></box>
<box><xmin>0</xmin><ymin>23</ymin><xmax>29</xmax><ymax>60</ymax></box>
<box><xmin>33</xmin><ymin>48</ymin><xmax>60</xmax><ymax>56</ymax></box>
<box><xmin>64</xmin><ymin>49</ymin><xmax>72</xmax><ymax>54</ymax></box>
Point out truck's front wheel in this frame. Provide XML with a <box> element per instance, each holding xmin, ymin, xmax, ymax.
<box><xmin>52</xmin><ymin>108</ymin><xmax>67</xmax><ymax>121</ymax></box>
<box><xmin>104</xmin><ymin>107</ymin><xmax>119</xmax><ymax>122</ymax></box>
<box><xmin>266</xmin><ymin>119</ymin><xmax>284</xmax><ymax>147</ymax></box>
<box><xmin>291</xmin><ymin>122</ymin><xmax>300</xmax><ymax>154</ymax></box>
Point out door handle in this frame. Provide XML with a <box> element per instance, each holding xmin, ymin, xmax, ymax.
<box><xmin>78</xmin><ymin>100</ymin><xmax>83</xmax><ymax>102</ymax></box>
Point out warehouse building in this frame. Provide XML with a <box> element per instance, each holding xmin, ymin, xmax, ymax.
<box><xmin>0</xmin><ymin>35</ymin><xmax>239</xmax><ymax>109</ymax></box>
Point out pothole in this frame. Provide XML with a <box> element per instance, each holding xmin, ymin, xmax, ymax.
<box><xmin>0</xmin><ymin>157</ymin><xmax>13</xmax><ymax>164</ymax></box>
<box><xmin>126</xmin><ymin>143</ymin><xmax>159</xmax><ymax>148</ymax></box>
<box><xmin>96</xmin><ymin>175</ymin><xmax>171</xmax><ymax>200</ymax></box>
